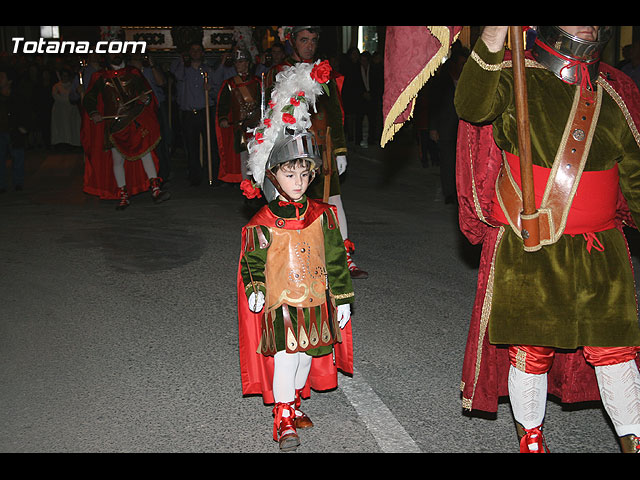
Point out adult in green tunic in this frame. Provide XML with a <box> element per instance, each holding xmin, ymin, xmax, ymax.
<box><xmin>455</xmin><ymin>26</ymin><xmax>640</xmax><ymax>453</ymax></box>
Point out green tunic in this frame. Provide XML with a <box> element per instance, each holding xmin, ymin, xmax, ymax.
<box><xmin>454</xmin><ymin>39</ymin><xmax>640</xmax><ymax>348</ymax></box>
<box><xmin>240</xmin><ymin>196</ymin><xmax>354</xmax><ymax>356</ymax></box>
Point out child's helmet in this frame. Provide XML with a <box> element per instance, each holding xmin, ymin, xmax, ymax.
<box><xmin>262</xmin><ymin>128</ymin><xmax>321</xmax><ymax>201</ymax></box>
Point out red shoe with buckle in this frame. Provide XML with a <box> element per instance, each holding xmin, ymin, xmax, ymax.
<box><xmin>273</xmin><ymin>402</ymin><xmax>300</xmax><ymax>451</ymax></box>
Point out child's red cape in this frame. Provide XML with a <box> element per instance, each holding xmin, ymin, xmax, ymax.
<box><xmin>237</xmin><ymin>198</ymin><xmax>354</xmax><ymax>404</ymax></box>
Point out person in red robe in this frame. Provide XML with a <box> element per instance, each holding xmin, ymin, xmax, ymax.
<box><xmin>82</xmin><ymin>52</ymin><xmax>169</xmax><ymax>209</ymax></box>
<box><xmin>216</xmin><ymin>49</ymin><xmax>262</xmax><ymax>184</ymax></box>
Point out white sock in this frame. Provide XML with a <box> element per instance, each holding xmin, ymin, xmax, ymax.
<box><xmin>595</xmin><ymin>360</ymin><xmax>640</xmax><ymax>437</ymax></box>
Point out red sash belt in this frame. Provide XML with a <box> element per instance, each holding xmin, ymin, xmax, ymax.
<box><xmin>492</xmin><ymin>152</ymin><xmax>619</xmax><ymax>236</ymax></box>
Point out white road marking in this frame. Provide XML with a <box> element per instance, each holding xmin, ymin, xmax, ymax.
<box><xmin>339</xmin><ymin>369</ymin><xmax>422</xmax><ymax>453</ymax></box>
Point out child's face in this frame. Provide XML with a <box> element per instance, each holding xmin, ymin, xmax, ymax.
<box><xmin>274</xmin><ymin>163</ymin><xmax>311</xmax><ymax>201</ymax></box>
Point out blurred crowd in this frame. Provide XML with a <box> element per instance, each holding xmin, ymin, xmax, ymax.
<box><xmin>0</xmin><ymin>43</ymin><xmax>386</xmax><ymax>156</ymax></box>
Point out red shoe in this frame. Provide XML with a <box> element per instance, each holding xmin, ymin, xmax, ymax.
<box><xmin>116</xmin><ymin>186</ymin><xmax>130</xmax><ymax>210</ymax></box>
<box><xmin>344</xmin><ymin>240</ymin><xmax>368</xmax><ymax>279</ymax></box>
<box><xmin>294</xmin><ymin>389</ymin><xmax>314</xmax><ymax>429</ymax></box>
<box><xmin>273</xmin><ymin>402</ymin><xmax>300</xmax><ymax>451</ymax></box>
<box><xmin>150</xmin><ymin>177</ymin><xmax>170</xmax><ymax>204</ymax></box>
<box><xmin>516</xmin><ymin>423</ymin><xmax>549</xmax><ymax>453</ymax></box>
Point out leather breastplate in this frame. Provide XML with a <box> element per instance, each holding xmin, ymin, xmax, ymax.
<box><xmin>265</xmin><ymin>216</ymin><xmax>327</xmax><ymax>311</ymax></box>
<box><xmin>102</xmin><ymin>72</ymin><xmax>139</xmax><ymax>117</ymax></box>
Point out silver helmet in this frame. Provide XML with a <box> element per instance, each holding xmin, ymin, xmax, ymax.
<box><xmin>291</xmin><ymin>26</ymin><xmax>321</xmax><ymax>37</ymax></box>
<box><xmin>262</xmin><ymin>128</ymin><xmax>321</xmax><ymax>202</ymax></box>
<box><xmin>531</xmin><ymin>26</ymin><xmax>613</xmax><ymax>84</ymax></box>
<box><xmin>234</xmin><ymin>48</ymin><xmax>252</xmax><ymax>63</ymax></box>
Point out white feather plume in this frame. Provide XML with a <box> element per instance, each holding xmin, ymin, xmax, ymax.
<box><xmin>246</xmin><ymin>59</ymin><xmax>330</xmax><ymax>187</ymax></box>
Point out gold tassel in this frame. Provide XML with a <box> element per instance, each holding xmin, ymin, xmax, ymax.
<box><xmin>380</xmin><ymin>26</ymin><xmax>461</xmax><ymax>148</ymax></box>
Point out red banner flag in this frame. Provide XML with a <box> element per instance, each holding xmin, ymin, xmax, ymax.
<box><xmin>381</xmin><ymin>26</ymin><xmax>462</xmax><ymax>147</ymax></box>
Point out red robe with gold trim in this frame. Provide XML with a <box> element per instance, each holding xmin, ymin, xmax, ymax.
<box><xmin>81</xmin><ymin>66</ymin><xmax>160</xmax><ymax>200</ymax></box>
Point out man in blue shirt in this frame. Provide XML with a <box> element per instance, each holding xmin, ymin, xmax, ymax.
<box><xmin>171</xmin><ymin>42</ymin><xmax>219</xmax><ymax>186</ymax></box>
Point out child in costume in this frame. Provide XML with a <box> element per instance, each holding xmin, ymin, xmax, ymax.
<box><xmin>237</xmin><ymin>60</ymin><xmax>355</xmax><ymax>451</ymax></box>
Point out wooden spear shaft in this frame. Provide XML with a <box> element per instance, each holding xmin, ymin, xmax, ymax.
<box><xmin>323</xmin><ymin>126</ymin><xmax>333</xmax><ymax>203</ymax></box>
<box><xmin>204</xmin><ymin>71</ymin><xmax>213</xmax><ymax>185</ymax></box>
<box><xmin>509</xmin><ymin>26</ymin><xmax>536</xmax><ymax>217</ymax></box>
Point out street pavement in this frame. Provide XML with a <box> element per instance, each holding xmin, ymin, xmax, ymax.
<box><xmin>0</xmin><ymin>129</ymin><xmax>635</xmax><ymax>454</ymax></box>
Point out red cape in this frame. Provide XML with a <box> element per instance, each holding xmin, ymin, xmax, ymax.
<box><xmin>81</xmin><ymin>66</ymin><xmax>161</xmax><ymax>200</ymax></box>
<box><xmin>457</xmin><ymin>60</ymin><xmax>640</xmax><ymax>413</ymax></box>
<box><xmin>237</xmin><ymin>198</ymin><xmax>354</xmax><ymax>404</ymax></box>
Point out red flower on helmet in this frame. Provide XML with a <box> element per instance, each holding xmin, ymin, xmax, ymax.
<box><xmin>240</xmin><ymin>179</ymin><xmax>262</xmax><ymax>199</ymax></box>
<box><xmin>310</xmin><ymin>60</ymin><xmax>332</xmax><ymax>84</ymax></box>
<box><xmin>282</xmin><ymin>112</ymin><xmax>296</xmax><ymax>124</ymax></box>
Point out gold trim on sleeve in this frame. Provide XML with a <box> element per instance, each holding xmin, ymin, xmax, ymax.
<box><xmin>333</xmin><ymin>291</ymin><xmax>354</xmax><ymax>300</ymax></box>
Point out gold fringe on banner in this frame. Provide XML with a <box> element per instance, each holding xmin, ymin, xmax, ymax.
<box><xmin>380</xmin><ymin>26</ymin><xmax>461</xmax><ymax>148</ymax></box>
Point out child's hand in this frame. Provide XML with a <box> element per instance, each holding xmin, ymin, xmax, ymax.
<box><xmin>248</xmin><ymin>291</ymin><xmax>265</xmax><ymax>313</ymax></box>
<box><xmin>337</xmin><ymin>304</ymin><xmax>351</xmax><ymax>329</ymax></box>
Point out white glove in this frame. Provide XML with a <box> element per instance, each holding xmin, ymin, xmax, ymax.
<box><xmin>336</xmin><ymin>155</ymin><xmax>347</xmax><ymax>175</ymax></box>
<box><xmin>248</xmin><ymin>291</ymin><xmax>265</xmax><ymax>313</ymax></box>
<box><xmin>337</xmin><ymin>304</ymin><xmax>351</xmax><ymax>329</ymax></box>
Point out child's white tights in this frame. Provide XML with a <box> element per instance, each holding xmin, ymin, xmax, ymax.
<box><xmin>328</xmin><ymin>195</ymin><xmax>348</xmax><ymax>240</ymax></box>
<box><xmin>273</xmin><ymin>351</ymin><xmax>312</xmax><ymax>416</ymax></box>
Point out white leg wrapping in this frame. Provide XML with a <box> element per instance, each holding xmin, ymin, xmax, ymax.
<box><xmin>508</xmin><ymin>365</ymin><xmax>547</xmax><ymax>430</ymax></box>
<box><xmin>595</xmin><ymin>360</ymin><xmax>640</xmax><ymax>437</ymax></box>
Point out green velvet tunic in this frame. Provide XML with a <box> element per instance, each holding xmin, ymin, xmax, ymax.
<box><xmin>240</xmin><ymin>196</ymin><xmax>354</xmax><ymax>356</ymax></box>
<box><xmin>454</xmin><ymin>39</ymin><xmax>640</xmax><ymax>348</ymax></box>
